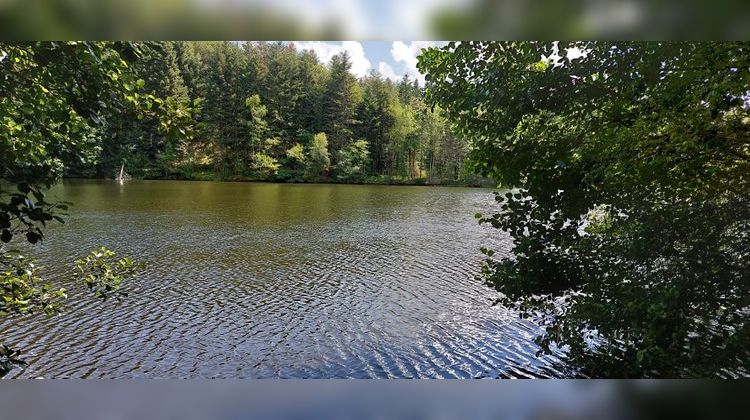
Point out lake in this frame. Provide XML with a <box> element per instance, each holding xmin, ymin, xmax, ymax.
<box><xmin>1</xmin><ymin>180</ymin><xmax>564</xmax><ymax>378</ymax></box>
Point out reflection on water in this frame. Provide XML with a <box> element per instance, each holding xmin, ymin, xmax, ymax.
<box><xmin>1</xmin><ymin>180</ymin><xmax>564</xmax><ymax>378</ymax></box>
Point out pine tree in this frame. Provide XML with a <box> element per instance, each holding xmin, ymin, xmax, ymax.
<box><xmin>258</xmin><ymin>42</ymin><xmax>302</xmax><ymax>150</ymax></box>
<box><xmin>356</xmin><ymin>72</ymin><xmax>398</xmax><ymax>175</ymax></box>
<box><xmin>198</xmin><ymin>42</ymin><xmax>250</xmax><ymax>175</ymax></box>
<box><xmin>295</xmin><ymin>49</ymin><xmax>327</xmax><ymax>140</ymax></box>
<box><xmin>320</xmin><ymin>52</ymin><xmax>361</xmax><ymax>163</ymax></box>
<box><xmin>97</xmin><ymin>42</ymin><xmax>193</xmax><ymax>178</ymax></box>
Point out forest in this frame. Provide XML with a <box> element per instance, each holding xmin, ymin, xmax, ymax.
<box><xmin>65</xmin><ymin>41</ymin><xmax>479</xmax><ymax>185</ymax></box>
<box><xmin>2</xmin><ymin>41</ymin><xmax>748</xmax><ymax>378</ymax></box>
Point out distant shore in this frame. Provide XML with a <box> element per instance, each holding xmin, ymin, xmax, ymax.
<box><xmin>64</xmin><ymin>175</ymin><xmax>499</xmax><ymax>188</ymax></box>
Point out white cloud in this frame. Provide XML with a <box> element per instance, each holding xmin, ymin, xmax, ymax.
<box><xmin>378</xmin><ymin>62</ymin><xmax>399</xmax><ymax>82</ymax></box>
<box><xmin>390</xmin><ymin>41</ymin><xmax>446</xmax><ymax>85</ymax></box>
<box><xmin>292</xmin><ymin>41</ymin><xmax>372</xmax><ymax>78</ymax></box>
<box><xmin>341</xmin><ymin>41</ymin><xmax>372</xmax><ymax>78</ymax></box>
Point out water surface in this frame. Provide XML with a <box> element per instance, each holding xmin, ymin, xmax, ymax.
<box><xmin>1</xmin><ymin>180</ymin><xmax>563</xmax><ymax>378</ymax></box>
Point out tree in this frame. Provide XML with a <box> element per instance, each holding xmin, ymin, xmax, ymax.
<box><xmin>94</xmin><ymin>42</ymin><xmax>199</xmax><ymax>179</ymax></box>
<box><xmin>1</xmin><ymin>42</ymin><xmax>155</xmax><ymax>243</ymax></box>
<box><xmin>397</xmin><ymin>74</ymin><xmax>421</xmax><ymax>104</ymax></box>
<box><xmin>417</xmin><ymin>105</ymin><xmax>468</xmax><ymax>182</ymax></box>
<box><xmin>241</xmin><ymin>94</ymin><xmax>286</xmax><ymax>177</ymax></box>
<box><xmin>174</xmin><ymin>41</ymin><xmax>206</xmax><ymax>102</ymax></box>
<box><xmin>172</xmin><ymin>41</ymin><xmax>214</xmax><ymax>172</ymax></box>
<box><xmin>305</xmin><ymin>132</ymin><xmax>331</xmax><ymax>181</ymax></box>
<box><xmin>198</xmin><ymin>42</ymin><xmax>251</xmax><ymax>175</ymax></box>
<box><xmin>419</xmin><ymin>41</ymin><xmax>750</xmax><ymax>377</ymax></box>
<box><xmin>0</xmin><ymin>42</ymin><xmax>154</xmax><ymax>376</ymax></box>
<box><xmin>320</xmin><ymin>52</ymin><xmax>361</xmax><ymax>162</ymax></box>
<box><xmin>356</xmin><ymin>72</ymin><xmax>398</xmax><ymax>175</ymax></box>
<box><xmin>294</xmin><ymin>49</ymin><xmax>327</xmax><ymax>138</ymax></box>
<box><xmin>257</xmin><ymin>42</ymin><xmax>302</xmax><ymax>150</ymax></box>
<box><xmin>335</xmin><ymin>139</ymin><xmax>370</xmax><ymax>181</ymax></box>
<box><xmin>388</xmin><ymin>100</ymin><xmax>419</xmax><ymax>178</ymax></box>
<box><xmin>250</xmin><ymin>152</ymin><xmax>280</xmax><ymax>176</ymax></box>
<box><xmin>286</xmin><ymin>143</ymin><xmax>307</xmax><ymax>168</ymax></box>
<box><xmin>20</xmin><ymin>41</ymin><xmax>474</xmax><ymax>186</ymax></box>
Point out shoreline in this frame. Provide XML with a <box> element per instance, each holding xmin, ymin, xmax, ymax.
<box><xmin>63</xmin><ymin>176</ymin><xmax>499</xmax><ymax>188</ymax></box>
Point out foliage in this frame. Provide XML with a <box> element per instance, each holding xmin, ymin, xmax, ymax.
<box><xmin>1</xmin><ymin>250</ymin><xmax>66</xmax><ymax>318</ymax></box>
<box><xmin>356</xmin><ymin>72</ymin><xmax>397</xmax><ymax>174</ymax></box>
<box><xmin>283</xmin><ymin>141</ymin><xmax>308</xmax><ymax>179</ymax></box>
<box><xmin>251</xmin><ymin>152</ymin><xmax>280</xmax><ymax>176</ymax></box>
<box><xmin>388</xmin><ymin>100</ymin><xmax>420</xmax><ymax>178</ymax></box>
<box><xmin>1</xmin><ymin>42</ymin><xmax>131</xmax><ymax>242</ymax></box>
<box><xmin>1</xmin><ymin>42</ymin><xmax>160</xmax><ymax>377</ymax></box>
<box><xmin>73</xmin><ymin>246</ymin><xmax>143</xmax><ymax>301</ymax></box>
<box><xmin>256</xmin><ymin>42</ymin><xmax>304</xmax><ymax>149</ymax></box>
<box><xmin>0</xmin><ymin>41</ymin><xmax>177</xmax><ymax>239</ymax></box>
<box><xmin>1</xmin><ymin>42</ymin><xmax>194</xmax><ymax>236</ymax></box>
<box><xmin>244</xmin><ymin>94</ymin><xmax>271</xmax><ymax>164</ymax></box>
<box><xmin>320</xmin><ymin>52</ymin><xmax>361</xmax><ymax>162</ymax></box>
<box><xmin>16</xmin><ymin>41</ymin><xmax>475</xmax><ymax>185</ymax></box>
<box><xmin>335</xmin><ymin>139</ymin><xmax>370</xmax><ymax>181</ymax></box>
<box><xmin>419</xmin><ymin>41</ymin><xmax>750</xmax><ymax>377</ymax></box>
<box><xmin>199</xmin><ymin>42</ymin><xmax>253</xmax><ymax>176</ymax></box>
<box><xmin>0</xmin><ymin>246</ymin><xmax>142</xmax><ymax>376</ymax></box>
<box><xmin>286</xmin><ymin>143</ymin><xmax>307</xmax><ymax>165</ymax></box>
<box><xmin>59</xmin><ymin>42</ymin><xmax>202</xmax><ymax>179</ymax></box>
<box><xmin>305</xmin><ymin>132</ymin><xmax>331</xmax><ymax>181</ymax></box>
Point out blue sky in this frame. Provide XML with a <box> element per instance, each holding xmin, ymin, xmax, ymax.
<box><xmin>290</xmin><ymin>41</ymin><xmax>448</xmax><ymax>85</ymax></box>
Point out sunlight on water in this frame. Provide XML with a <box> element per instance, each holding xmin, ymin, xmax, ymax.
<box><xmin>0</xmin><ymin>180</ymin><xmax>564</xmax><ymax>378</ymax></box>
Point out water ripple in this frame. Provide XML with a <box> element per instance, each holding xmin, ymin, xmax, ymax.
<box><xmin>0</xmin><ymin>180</ymin><xmax>566</xmax><ymax>378</ymax></box>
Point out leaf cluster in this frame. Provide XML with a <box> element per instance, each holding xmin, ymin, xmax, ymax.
<box><xmin>421</xmin><ymin>41</ymin><xmax>750</xmax><ymax>377</ymax></box>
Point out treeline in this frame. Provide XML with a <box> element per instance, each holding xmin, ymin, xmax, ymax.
<box><xmin>73</xmin><ymin>41</ymin><xmax>479</xmax><ymax>185</ymax></box>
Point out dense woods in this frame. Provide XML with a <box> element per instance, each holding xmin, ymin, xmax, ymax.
<box><xmin>68</xmin><ymin>41</ymin><xmax>476</xmax><ymax>185</ymax></box>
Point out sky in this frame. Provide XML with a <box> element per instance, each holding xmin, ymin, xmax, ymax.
<box><xmin>257</xmin><ymin>0</ymin><xmax>469</xmax><ymax>38</ymax></box>
<box><xmin>290</xmin><ymin>41</ymin><xmax>448</xmax><ymax>85</ymax></box>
